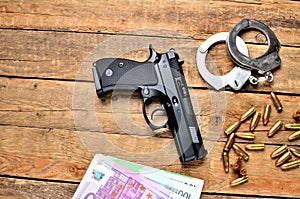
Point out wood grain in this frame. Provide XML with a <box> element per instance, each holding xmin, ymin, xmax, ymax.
<box><xmin>0</xmin><ymin>78</ymin><xmax>299</xmax><ymax>135</ymax></box>
<box><xmin>0</xmin><ymin>177</ymin><xmax>78</xmax><ymax>199</ymax></box>
<box><xmin>0</xmin><ymin>0</ymin><xmax>299</xmax><ymax>46</ymax></box>
<box><xmin>0</xmin><ymin>177</ymin><xmax>279</xmax><ymax>199</ymax></box>
<box><xmin>0</xmin><ymin>125</ymin><xmax>299</xmax><ymax>198</ymax></box>
<box><xmin>0</xmin><ymin>29</ymin><xmax>300</xmax><ymax>93</ymax></box>
<box><xmin>1</xmin><ymin>0</ymin><xmax>300</xmax><ymax>198</ymax></box>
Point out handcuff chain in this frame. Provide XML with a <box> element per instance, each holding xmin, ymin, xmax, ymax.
<box><xmin>249</xmin><ymin>72</ymin><xmax>274</xmax><ymax>85</ymax></box>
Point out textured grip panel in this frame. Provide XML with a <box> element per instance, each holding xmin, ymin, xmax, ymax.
<box><xmin>94</xmin><ymin>58</ymin><xmax>158</xmax><ymax>91</ymax></box>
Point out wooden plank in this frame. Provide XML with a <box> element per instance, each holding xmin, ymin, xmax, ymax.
<box><xmin>0</xmin><ymin>125</ymin><xmax>300</xmax><ymax>198</ymax></box>
<box><xmin>0</xmin><ymin>127</ymin><xmax>92</xmax><ymax>181</ymax></box>
<box><xmin>0</xmin><ymin>1</ymin><xmax>299</xmax><ymax>198</ymax></box>
<box><xmin>0</xmin><ymin>78</ymin><xmax>299</xmax><ymax>136</ymax></box>
<box><xmin>0</xmin><ymin>29</ymin><xmax>107</xmax><ymax>80</ymax></box>
<box><xmin>0</xmin><ymin>177</ymin><xmax>278</xmax><ymax>199</ymax></box>
<box><xmin>0</xmin><ymin>29</ymin><xmax>300</xmax><ymax>93</ymax></box>
<box><xmin>0</xmin><ymin>177</ymin><xmax>77</xmax><ymax>199</ymax></box>
<box><xmin>0</xmin><ymin>0</ymin><xmax>299</xmax><ymax>46</ymax></box>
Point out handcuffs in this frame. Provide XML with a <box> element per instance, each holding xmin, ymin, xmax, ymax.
<box><xmin>196</xmin><ymin>19</ymin><xmax>281</xmax><ymax>90</ymax></box>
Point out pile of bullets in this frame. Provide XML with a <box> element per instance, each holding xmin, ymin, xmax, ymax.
<box><xmin>222</xmin><ymin>92</ymin><xmax>300</xmax><ymax>186</ymax></box>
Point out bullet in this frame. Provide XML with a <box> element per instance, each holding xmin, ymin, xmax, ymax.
<box><xmin>275</xmin><ymin>151</ymin><xmax>292</xmax><ymax>167</ymax></box>
<box><xmin>290</xmin><ymin>147</ymin><xmax>300</xmax><ymax>158</ymax></box>
<box><xmin>267</xmin><ymin>120</ymin><xmax>283</xmax><ymax>137</ymax></box>
<box><xmin>230</xmin><ymin>156</ymin><xmax>243</xmax><ymax>171</ymax></box>
<box><xmin>233</xmin><ymin>144</ymin><xmax>249</xmax><ymax>161</ymax></box>
<box><xmin>262</xmin><ymin>104</ymin><xmax>271</xmax><ymax>125</ymax></box>
<box><xmin>250</xmin><ymin>112</ymin><xmax>261</xmax><ymax>131</ymax></box>
<box><xmin>270</xmin><ymin>145</ymin><xmax>288</xmax><ymax>159</ymax></box>
<box><xmin>245</xmin><ymin>143</ymin><xmax>265</xmax><ymax>151</ymax></box>
<box><xmin>235</xmin><ymin>132</ymin><xmax>255</xmax><ymax>140</ymax></box>
<box><xmin>281</xmin><ymin>160</ymin><xmax>300</xmax><ymax>171</ymax></box>
<box><xmin>284</xmin><ymin>123</ymin><xmax>300</xmax><ymax>130</ymax></box>
<box><xmin>224</xmin><ymin>121</ymin><xmax>241</xmax><ymax>136</ymax></box>
<box><xmin>223</xmin><ymin>133</ymin><xmax>235</xmax><ymax>152</ymax></box>
<box><xmin>240</xmin><ymin>107</ymin><xmax>256</xmax><ymax>122</ymax></box>
<box><xmin>292</xmin><ymin>109</ymin><xmax>300</xmax><ymax>121</ymax></box>
<box><xmin>288</xmin><ymin>130</ymin><xmax>300</xmax><ymax>141</ymax></box>
<box><xmin>270</xmin><ymin>92</ymin><xmax>283</xmax><ymax>113</ymax></box>
<box><xmin>230</xmin><ymin>176</ymin><xmax>248</xmax><ymax>186</ymax></box>
<box><xmin>222</xmin><ymin>151</ymin><xmax>229</xmax><ymax>173</ymax></box>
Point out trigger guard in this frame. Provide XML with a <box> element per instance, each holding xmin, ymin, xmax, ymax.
<box><xmin>142</xmin><ymin>98</ymin><xmax>168</xmax><ymax>131</ymax></box>
<box><xmin>196</xmin><ymin>32</ymin><xmax>251</xmax><ymax>90</ymax></box>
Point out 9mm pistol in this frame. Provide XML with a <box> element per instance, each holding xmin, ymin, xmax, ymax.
<box><xmin>92</xmin><ymin>45</ymin><xmax>207</xmax><ymax>162</ymax></box>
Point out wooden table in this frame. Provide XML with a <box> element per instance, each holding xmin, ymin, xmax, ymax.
<box><xmin>1</xmin><ymin>0</ymin><xmax>300</xmax><ymax>198</ymax></box>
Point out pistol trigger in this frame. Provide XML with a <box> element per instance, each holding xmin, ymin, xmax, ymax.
<box><xmin>142</xmin><ymin>98</ymin><xmax>168</xmax><ymax>131</ymax></box>
<box><xmin>150</xmin><ymin>105</ymin><xmax>165</xmax><ymax>120</ymax></box>
<box><xmin>142</xmin><ymin>99</ymin><xmax>158</xmax><ymax>131</ymax></box>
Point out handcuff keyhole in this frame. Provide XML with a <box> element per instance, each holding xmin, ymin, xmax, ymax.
<box><xmin>234</xmin><ymin>80</ymin><xmax>239</xmax><ymax>87</ymax></box>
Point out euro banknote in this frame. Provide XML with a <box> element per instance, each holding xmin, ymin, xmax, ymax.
<box><xmin>73</xmin><ymin>154</ymin><xmax>181</xmax><ymax>199</ymax></box>
<box><xmin>106</xmin><ymin>155</ymin><xmax>203</xmax><ymax>199</ymax></box>
<box><xmin>73</xmin><ymin>154</ymin><xmax>204</xmax><ymax>199</ymax></box>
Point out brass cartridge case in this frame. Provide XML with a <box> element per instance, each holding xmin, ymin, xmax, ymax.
<box><xmin>230</xmin><ymin>176</ymin><xmax>248</xmax><ymax>186</ymax></box>
<box><xmin>235</xmin><ymin>132</ymin><xmax>255</xmax><ymax>140</ymax></box>
<box><xmin>239</xmin><ymin>168</ymin><xmax>247</xmax><ymax>177</ymax></box>
<box><xmin>233</xmin><ymin>144</ymin><xmax>249</xmax><ymax>161</ymax></box>
<box><xmin>245</xmin><ymin>143</ymin><xmax>265</xmax><ymax>151</ymax></box>
<box><xmin>270</xmin><ymin>92</ymin><xmax>283</xmax><ymax>113</ymax></box>
<box><xmin>284</xmin><ymin>123</ymin><xmax>300</xmax><ymax>130</ymax></box>
<box><xmin>262</xmin><ymin>104</ymin><xmax>271</xmax><ymax>125</ymax></box>
<box><xmin>292</xmin><ymin>109</ymin><xmax>300</xmax><ymax>121</ymax></box>
<box><xmin>281</xmin><ymin>159</ymin><xmax>300</xmax><ymax>171</ymax></box>
<box><xmin>275</xmin><ymin>151</ymin><xmax>292</xmax><ymax>167</ymax></box>
<box><xmin>230</xmin><ymin>156</ymin><xmax>243</xmax><ymax>171</ymax></box>
<box><xmin>222</xmin><ymin>151</ymin><xmax>229</xmax><ymax>173</ymax></box>
<box><xmin>224</xmin><ymin>121</ymin><xmax>241</xmax><ymax>136</ymax></box>
<box><xmin>270</xmin><ymin>144</ymin><xmax>288</xmax><ymax>159</ymax></box>
<box><xmin>290</xmin><ymin>147</ymin><xmax>300</xmax><ymax>158</ymax></box>
<box><xmin>230</xmin><ymin>162</ymin><xmax>240</xmax><ymax>171</ymax></box>
<box><xmin>250</xmin><ymin>112</ymin><xmax>261</xmax><ymax>131</ymax></box>
<box><xmin>223</xmin><ymin>133</ymin><xmax>235</xmax><ymax>152</ymax></box>
<box><xmin>240</xmin><ymin>107</ymin><xmax>256</xmax><ymax>122</ymax></box>
<box><xmin>288</xmin><ymin>130</ymin><xmax>300</xmax><ymax>141</ymax></box>
<box><xmin>267</xmin><ymin>120</ymin><xmax>283</xmax><ymax>137</ymax></box>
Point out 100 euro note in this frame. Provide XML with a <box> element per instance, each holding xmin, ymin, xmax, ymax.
<box><xmin>106</xmin><ymin>155</ymin><xmax>204</xmax><ymax>199</ymax></box>
<box><xmin>72</xmin><ymin>154</ymin><xmax>181</xmax><ymax>199</ymax></box>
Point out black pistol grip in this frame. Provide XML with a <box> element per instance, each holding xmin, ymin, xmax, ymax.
<box><xmin>92</xmin><ymin>58</ymin><xmax>158</xmax><ymax>97</ymax></box>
